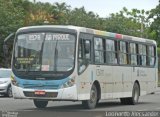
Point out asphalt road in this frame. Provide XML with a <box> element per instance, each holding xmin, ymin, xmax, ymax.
<box><xmin>0</xmin><ymin>88</ymin><xmax>160</xmax><ymax>117</ymax></box>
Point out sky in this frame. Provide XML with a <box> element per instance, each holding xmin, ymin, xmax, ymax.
<box><xmin>33</xmin><ymin>0</ymin><xmax>159</xmax><ymax>17</ymax></box>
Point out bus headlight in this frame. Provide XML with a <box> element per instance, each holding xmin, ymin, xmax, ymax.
<box><xmin>11</xmin><ymin>74</ymin><xmax>19</xmax><ymax>86</ymax></box>
<box><xmin>61</xmin><ymin>77</ymin><xmax>75</xmax><ymax>88</ymax></box>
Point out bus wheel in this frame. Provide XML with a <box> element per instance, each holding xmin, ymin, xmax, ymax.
<box><xmin>82</xmin><ymin>84</ymin><xmax>98</xmax><ymax>109</ymax></box>
<box><xmin>125</xmin><ymin>83</ymin><xmax>140</xmax><ymax>105</ymax></box>
<box><xmin>131</xmin><ymin>83</ymin><xmax>140</xmax><ymax>104</ymax></box>
<box><xmin>120</xmin><ymin>98</ymin><xmax>127</xmax><ymax>105</ymax></box>
<box><xmin>33</xmin><ymin>100</ymin><xmax>48</xmax><ymax>108</ymax></box>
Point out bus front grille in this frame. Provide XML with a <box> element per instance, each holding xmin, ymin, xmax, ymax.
<box><xmin>23</xmin><ymin>91</ymin><xmax>58</xmax><ymax>98</ymax></box>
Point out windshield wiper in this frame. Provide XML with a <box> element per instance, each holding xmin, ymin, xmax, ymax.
<box><xmin>54</xmin><ymin>40</ymin><xmax>58</xmax><ymax>71</ymax></box>
<box><xmin>39</xmin><ymin>33</ymin><xmax>47</xmax><ymax>72</ymax></box>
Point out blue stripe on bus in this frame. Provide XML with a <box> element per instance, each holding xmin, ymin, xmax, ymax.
<box><xmin>14</xmin><ymin>76</ymin><xmax>69</xmax><ymax>89</ymax></box>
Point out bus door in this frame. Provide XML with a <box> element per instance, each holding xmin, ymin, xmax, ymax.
<box><xmin>77</xmin><ymin>33</ymin><xmax>93</xmax><ymax>99</ymax></box>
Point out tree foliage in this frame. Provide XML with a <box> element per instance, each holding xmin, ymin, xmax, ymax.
<box><xmin>104</xmin><ymin>7</ymin><xmax>151</xmax><ymax>38</ymax></box>
<box><xmin>0</xmin><ymin>0</ymin><xmax>159</xmax><ymax>67</ymax></box>
<box><xmin>0</xmin><ymin>0</ymin><xmax>26</xmax><ymax>65</ymax></box>
<box><xmin>149</xmin><ymin>0</ymin><xmax>160</xmax><ymax>46</ymax></box>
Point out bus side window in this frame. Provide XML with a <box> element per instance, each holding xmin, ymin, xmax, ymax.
<box><xmin>130</xmin><ymin>43</ymin><xmax>137</xmax><ymax>65</ymax></box>
<box><xmin>84</xmin><ymin>40</ymin><xmax>91</xmax><ymax>60</ymax></box>
<box><xmin>79</xmin><ymin>39</ymin><xmax>91</xmax><ymax>60</ymax></box>
<box><xmin>147</xmin><ymin>45</ymin><xmax>155</xmax><ymax>66</ymax></box>
<box><xmin>105</xmin><ymin>39</ymin><xmax>117</xmax><ymax>64</ymax></box>
<box><xmin>94</xmin><ymin>37</ymin><xmax>104</xmax><ymax>63</ymax></box>
<box><xmin>78</xmin><ymin>39</ymin><xmax>91</xmax><ymax>74</ymax></box>
<box><xmin>119</xmin><ymin>41</ymin><xmax>127</xmax><ymax>65</ymax></box>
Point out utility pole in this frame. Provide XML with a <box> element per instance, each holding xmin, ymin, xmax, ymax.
<box><xmin>140</xmin><ymin>16</ymin><xmax>144</xmax><ymax>38</ymax></box>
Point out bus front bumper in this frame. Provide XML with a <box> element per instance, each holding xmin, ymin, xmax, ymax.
<box><xmin>11</xmin><ymin>84</ymin><xmax>78</xmax><ymax>101</ymax></box>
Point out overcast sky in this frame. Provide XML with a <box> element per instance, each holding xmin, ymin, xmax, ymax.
<box><xmin>32</xmin><ymin>0</ymin><xmax>159</xmax><ymax>17</ymax></box>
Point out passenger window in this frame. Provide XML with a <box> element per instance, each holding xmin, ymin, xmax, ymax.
<box><xmin>94</xmin><ymin>37</ymin><xmax>104</xmax><ymax>63</ymax></box>
<box><xmin>130</xmin><ymin>43</ymin><xmax>137</xmax><ymax>65</ymax></box>
<box><xmin>84</xmin><ymin>40</ymin><xmax>91</xmax><ymax>60</ymax></box>
<box><xmin>147</xmin><ymin>46</ymin><xmax>155</xmax><ymax>66</ymax></box>
<box><xmin>119</xmin><ymin>41</ymin><xmax>127</xmax><ymax>64</ymax></box>
<box><xmin>138</xmin><ymin>44</ymin><xmax>146</xmax><ymax>66</ymax></box>
<box><xmin>78</xmin><ymin>39</ymin><xmax>91</xmax><ymax>60</ymax></box>
<box><xmin>105</xmin><ymin>39</ymin><xmax>117</xmax><ymax>64</ymax></box>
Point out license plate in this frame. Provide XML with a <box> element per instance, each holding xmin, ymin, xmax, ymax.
<box><xmin>34</xmin><ymin>91</ymin><xmax>46</xmax><ymax>95</ymax></box>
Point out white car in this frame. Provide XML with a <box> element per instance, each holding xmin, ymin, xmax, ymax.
<box><xmin>0</xmin><ymin>68</ymin><xmax>12</xmax><ymax>97</ymax></box>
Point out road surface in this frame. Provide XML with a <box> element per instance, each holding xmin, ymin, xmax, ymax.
<box><xmin>0</xmin><ymin>88</ymin><xmax>160</xmax><ymax>117</ymax></box>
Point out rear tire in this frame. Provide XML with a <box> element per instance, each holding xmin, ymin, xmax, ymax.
<box><xmin>129</xmin><ymin>83</ymin><xmax>140</xmax><ymax>105</ymax></box>
<box><xmin>82</xmin><ymin>84</ymin><xmax>98</xmax><ymax>109</ymax></box>
<box><xmin>120</xmin><ymin>83</ymin><xmax>140</xmax><ymax>105</ymax></box>
<box><xmin>120</xmin><ymin>98</ymin><xmax>127</xmax><ymax>105</ymax></box>
<box><xmin>33</xmin><ymin>100</ymin><xmax>48</xmax><ymax>108</ymax></box>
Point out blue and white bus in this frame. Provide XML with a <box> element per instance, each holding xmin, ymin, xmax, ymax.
<box><xmin>11</xmin><ymin>25</ymin><xmax>158</xmax><ymax>109</ymax></box>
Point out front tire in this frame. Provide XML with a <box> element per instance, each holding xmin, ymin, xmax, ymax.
<box><xmin>82</xmin><ymin>84</ymin><xmax>98</xmax><ymax>109</ymax></box>
<box><xmin>33</xmin><ymin>100</ymin><xmax>48</xmax><ymax>108</ymax></box>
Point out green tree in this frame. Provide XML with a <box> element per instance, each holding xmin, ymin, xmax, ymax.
<box><xmin>0</xmin><ymin>0</ymin><xmax>26</xmax><ymax>67</ymax></box>
<box><xmin>67</xmin><ymin>7</ymin><xmax>104</xmax><ymax>30</ymax></box>
<box><xmin>104</xmin><ymin>7</ymin><xmax>150</xmax><ymax>38</ymax></box>
<box><xmin>24</xmin><ymin>1</ymin><xmax>54</xmax><ymax>25</ymax></box>
<box><xmin>0</xmin><ymin>1</ymin><xmax>158</xmax><ymax>67</ymax></box>
<box><xmin>149</xmin><ymin>0</ymin><xmax>160</xmax><ymax>46</ymax></box>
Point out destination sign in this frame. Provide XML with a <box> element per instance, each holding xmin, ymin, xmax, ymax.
<box><xmin>29</xmin><ymin>34</ymin><xmax>41</xmax><ymax>41</ymax></box>
<box><xmin>45</xmin><ymin>34</ymin><xmax>70</xmax><ymax>41</ymax></box>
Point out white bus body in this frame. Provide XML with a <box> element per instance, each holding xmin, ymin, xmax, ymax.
<box><xmin>11</xmin><ymin>25</ymin><xmax>158</xmax><ymax>109</ymax></box>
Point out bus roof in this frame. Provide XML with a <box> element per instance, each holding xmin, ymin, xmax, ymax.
<box><xmin>17</xmin><ymin>25</ymin><xmax>156</xmax><ymax>45</ymax></box>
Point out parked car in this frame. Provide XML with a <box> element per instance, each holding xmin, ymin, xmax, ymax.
<box><xmin>0</xmin><ymin>68</ymin><xmax>12</xmax><ymax>97</ymax></box>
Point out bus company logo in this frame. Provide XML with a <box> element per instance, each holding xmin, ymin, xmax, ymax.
<box><xmin>96</xmin><ymin>69</ymin><xmax>104</xmax><ymax>76</ymax></box>
<box><xmin>37</xmin><ymin>82</ymin><xmax>44</xmax><ymax>87</ymax></box>
<box><xmin>137</xmin><ymin>69</ymin><xmax>147</xmax><ymax>77</ymax></box>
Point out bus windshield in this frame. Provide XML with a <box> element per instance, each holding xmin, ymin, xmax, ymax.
<box><xmin>13</xmin><ymin>32</ymin><xmax>76</xmax><ymax>72</ymax></box>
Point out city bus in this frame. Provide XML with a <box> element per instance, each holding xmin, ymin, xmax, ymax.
<box><xmin>11</xmin><ymin>25</ymin><xmax>158</xmax><ymax>109</ymax></box>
